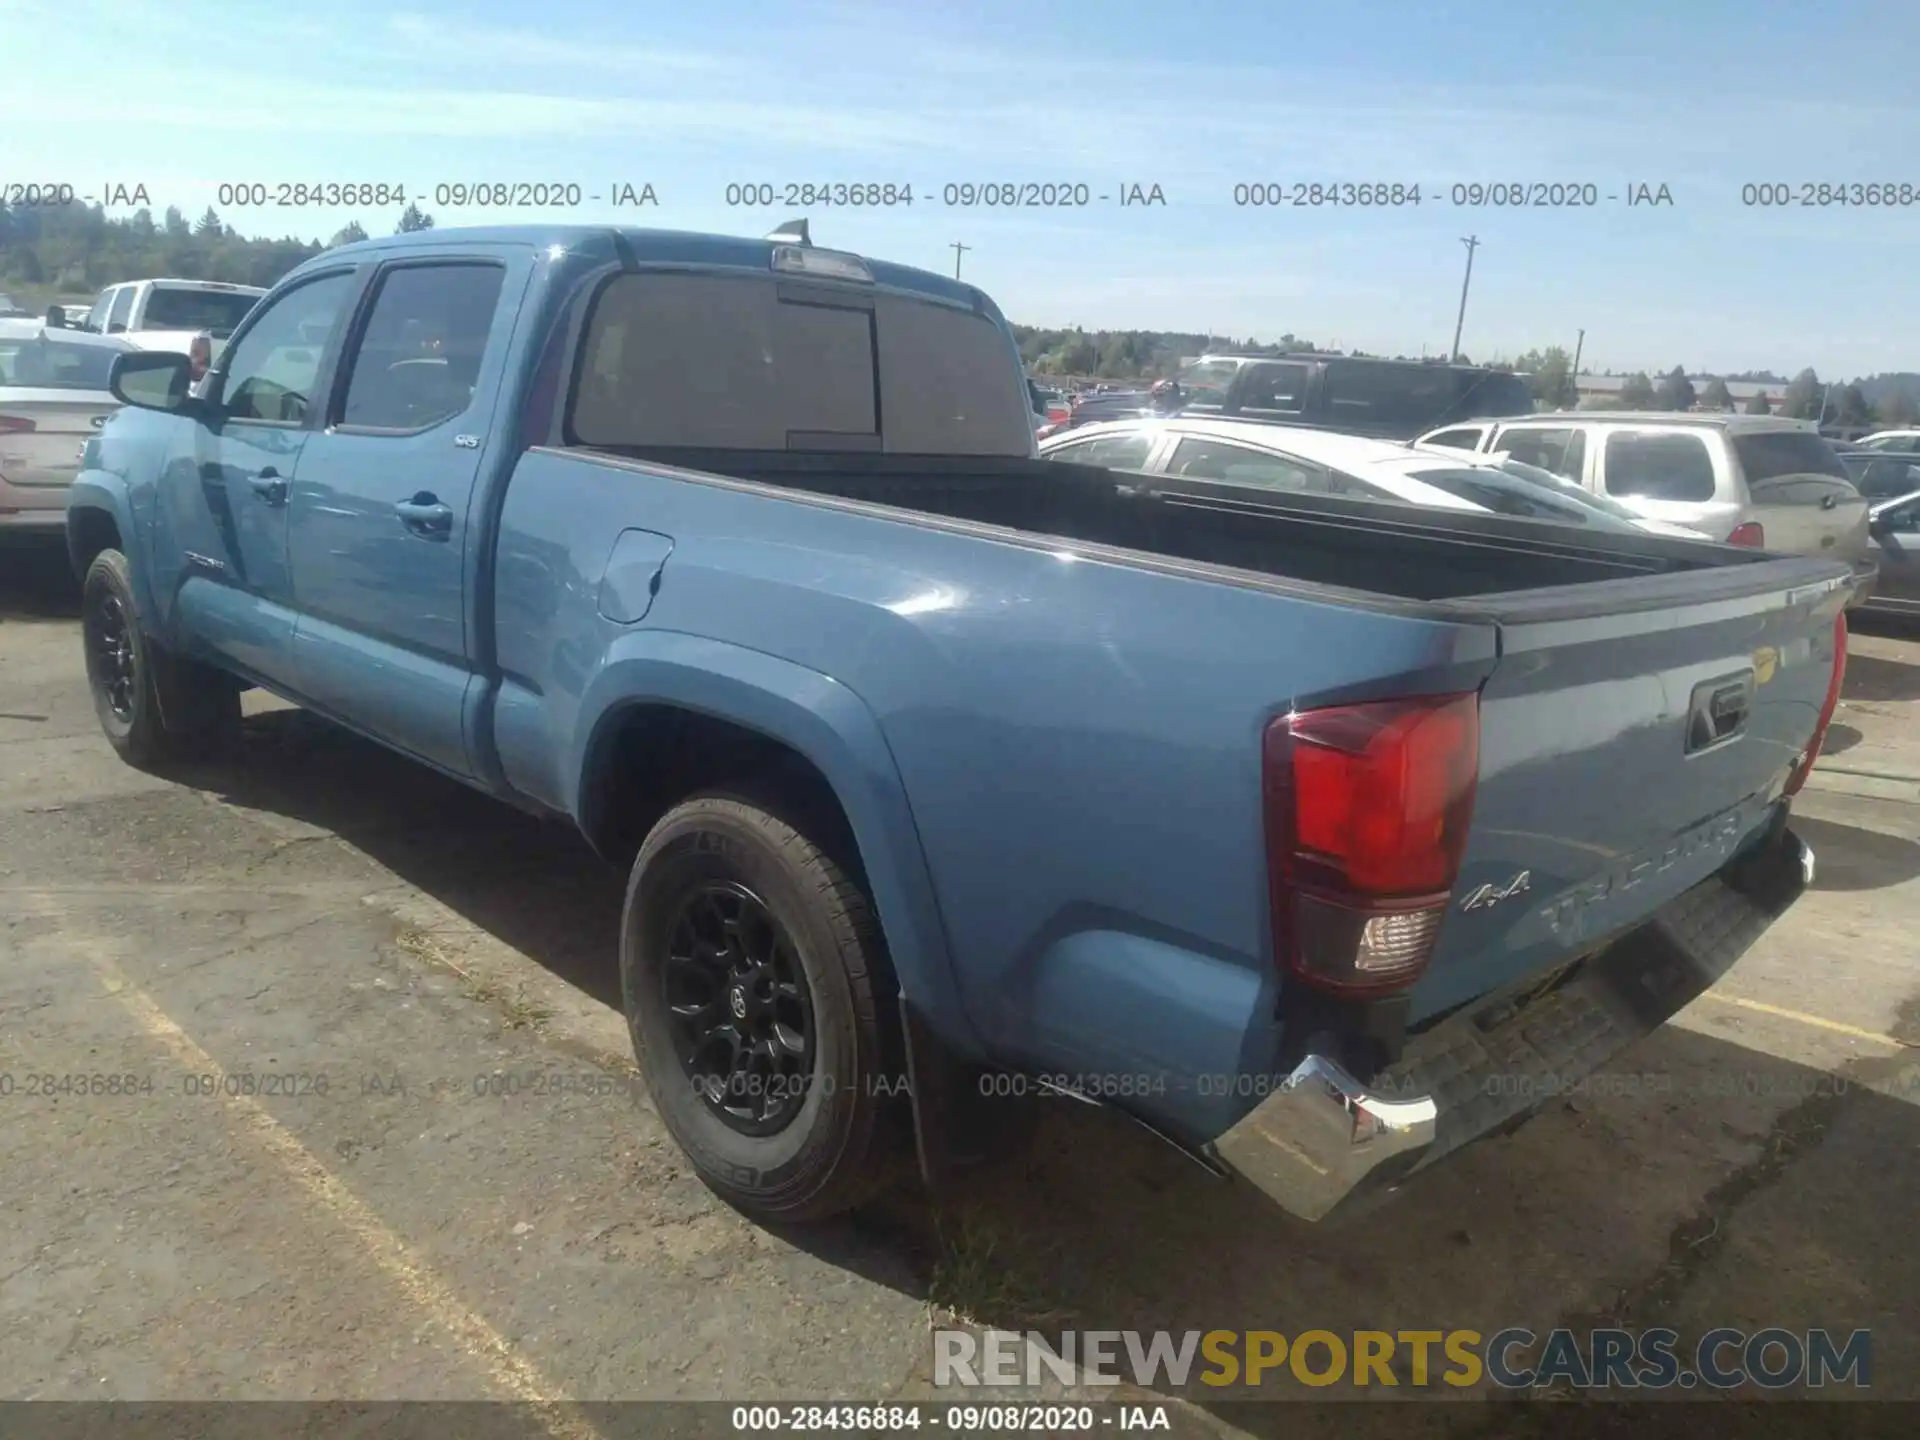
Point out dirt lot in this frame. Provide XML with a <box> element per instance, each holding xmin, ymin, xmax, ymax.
<box><xmin>3</xmin><ymin>540</ymin><xmax>1918</xmax><ymax>1434</ymax></box>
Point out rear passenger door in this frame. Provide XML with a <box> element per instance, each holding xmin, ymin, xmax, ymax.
<box><xmin>286</xmin><ymin>250</ymin><xmax>529</xmax><ymax>778</ymax></box>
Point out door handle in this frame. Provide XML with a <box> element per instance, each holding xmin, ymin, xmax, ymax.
<box><xmin>245</xmin><ymin>468</ymin><xmax>287</xmax><ymax>504</ymax></box>
<box><xmin>394</xmin><ymin>493</ymin><xmax>454</xmax><ymax>538</ymax></box>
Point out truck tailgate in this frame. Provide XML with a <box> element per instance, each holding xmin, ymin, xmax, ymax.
<box><xmin>1412</xmin><ymin>557</ymin><xmax>1850</xmax><ymax>1021</ymax></box>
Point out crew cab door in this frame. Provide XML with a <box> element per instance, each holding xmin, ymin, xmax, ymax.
<box><xmin>286</xmin><ymin>251</ymin><xmax>526</xmax><ymax>779</ymax></box>
<box><xmin>154</xmin><ymin>268</ymin><xmax>359</xmax><ymax>685</ymax></box>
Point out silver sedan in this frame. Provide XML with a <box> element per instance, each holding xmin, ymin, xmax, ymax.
<box><xmin>0</xmin><ymin>320</ymin><xmax>134</xmax><ymax>537</ymax></box>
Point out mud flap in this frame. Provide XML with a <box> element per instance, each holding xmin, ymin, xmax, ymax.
<box><xmin>148</xmin><ymin>642</ymin><xmax>238</xmax><ymax>735</ymax></box>
<box><xmin>899</xmin><ymin>997</ymin><xmax>998</xmax><ymax>1191</ymax></box>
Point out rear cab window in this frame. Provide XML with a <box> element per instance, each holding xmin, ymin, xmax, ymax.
<box><xmin>143</xmin><ymin>286</ymin><xmax>262</xmax><ymax>340</ymax></box>
<box><xmin>1602</xmin><ymin>430</ymin><xmax>1720</xmax><ymax>502</ymax></box>
<box><xmin>568</xmin><ymin>272</ymin><xmax>1031</xmax><ymax>456</ymax></box>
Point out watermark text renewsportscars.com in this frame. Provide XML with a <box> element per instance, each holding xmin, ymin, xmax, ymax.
<box><xmin>934</xmin><ymin>1327</ymin><xmax>1871</xmax><ymax>1391</ymax></box>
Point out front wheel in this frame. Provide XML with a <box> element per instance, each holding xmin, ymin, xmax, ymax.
<box><xmin>620</xmin><ymin>791</ymin><xmax>904</xmax><ymax>1222</ymax></box>
<box><xmin>82</xmin><ymin>549</ymin><xmax>237</xmax><ymax>768</ymax></box>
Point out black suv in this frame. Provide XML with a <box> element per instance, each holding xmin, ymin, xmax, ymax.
<box><xmin>1171</xmin><ymin>352</ymin><xmax>1535</xmax><ymax>441</ymax></box>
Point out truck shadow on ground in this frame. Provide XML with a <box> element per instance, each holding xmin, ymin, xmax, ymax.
<box><xmin>0</xmin><ymin>541</ymin><xmax>81</xmax><ymax>620</ymax></box>
<box><xmin>1841</xmin><ymin>648</ymin><xmax>1920</xmax><ymax>704</ymax></box>
<box><xmin>163</xmin><ymin>704</ymin><xmax>1920</xmax><ymax>1425</ymax></box>
<box><xmin>1786</xmin><ymin>813</ymin><xmax>1920</xmax><ymax>891</ymax></box>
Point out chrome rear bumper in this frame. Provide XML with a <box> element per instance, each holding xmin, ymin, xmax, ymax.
<box><xmin>1209</xmin><ymin>826</ymin><xmax>1814</xmax><ymax>1224</ymax></box>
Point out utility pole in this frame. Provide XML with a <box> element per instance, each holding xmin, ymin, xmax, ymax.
<box><xmin>950</xmin><ymin>241</ymin><xmax>971</xmax><ymax>280</ymax></box>
<box><xmin>1449</xmin><ymin>235</ymin><xmax>1479</xmax><ymax>363</ymax></box>
<box><xmin>1570</xmin><ymin>328</ymin><xmax>1585</xmax><ymax>409</ymax></box>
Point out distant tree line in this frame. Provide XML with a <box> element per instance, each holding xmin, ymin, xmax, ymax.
<box><xmin>5</xmin><ymin>203</ymin><xmax>1916</xmax><ymax>425</ymax></box>
<box><xmin>0</xmin><ymin>201</ymin><xmax>436</xmax><ymax>299</ymax></box>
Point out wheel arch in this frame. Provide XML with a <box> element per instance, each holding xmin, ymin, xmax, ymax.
<box><xmin>568</xmin><ymin>631</ymin><xmax>978</xmax><ymax>1060</ymax></box>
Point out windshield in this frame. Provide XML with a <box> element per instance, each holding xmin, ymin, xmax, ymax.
<box><xmin>0</xmin><ymin>334</ymin><xmax>121</xmax><ymax>390</ymax></box>
<box><xmin>142</xmin><ymin>288</ymin><xmax>261</xmax><ymax>339</ymax></box>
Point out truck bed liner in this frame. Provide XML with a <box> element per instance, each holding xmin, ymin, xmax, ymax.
<box><xmin>586</xmin><ymin>445</ymin><xmax>1802</xmax><ymax>606</ymax></box>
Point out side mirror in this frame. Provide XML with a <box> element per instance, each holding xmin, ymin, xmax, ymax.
<box><xmin>110</xmin><ymin>351</ymin><xmax>200</xmax><ymax>414</ymax></box>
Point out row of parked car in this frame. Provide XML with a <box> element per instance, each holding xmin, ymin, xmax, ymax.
<box><xmin>0</xmin><ymin>279</ymin><xmax>266</xmax><ymax>536</ymax></box>
<box><xmin>1025</xmin><ymin>358</ymin><xmax>1916</xmax><ymax>621</ymax></box>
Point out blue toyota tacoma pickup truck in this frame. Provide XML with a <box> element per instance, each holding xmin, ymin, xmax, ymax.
<box><xmin>68</xmin><ymin>224</ymin><xmax>1850</xmax><ymax>1227</ymax></box>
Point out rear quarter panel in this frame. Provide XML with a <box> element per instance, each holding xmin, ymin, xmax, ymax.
<box><xmin>490</xmin><ymin>450</ymin><xmax>1501</xmax><ymax>1136</ymax></box>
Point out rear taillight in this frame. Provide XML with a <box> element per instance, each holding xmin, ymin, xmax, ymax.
<box><xmin>0</xmin><ymin>415</ymin><xmax>36</xmax><ymax>435</ymax></box>
<box><xmin>1263</xmin><ymin>692</ymin><xmax>1480</xmax><ymax>996</ymax></box>
<box><xmin>189</xmin><ymin>333</ymin><xmax>212</xmax><ymax>382</ymax></box>
<box><xmin>1784</xmin><ymin>613</ymin><xmax>1847</xmax><ymax>798</ymax></box>
<box><xmin>1727</xmin><ymin>521</ymin><xmax>1765</xmax><ymax>547</ymax></box>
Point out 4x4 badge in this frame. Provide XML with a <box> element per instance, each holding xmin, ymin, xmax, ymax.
<box><xmin>1461</xmin><ymin>871</ymin><xmax>1531</xmax><ymax>911</ymax></box>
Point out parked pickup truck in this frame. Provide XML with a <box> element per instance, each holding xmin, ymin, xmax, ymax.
<box><xmin>52</xmin><ymin>278</ymin><xmax>265</xmax><ymax>380</ymax></box>
<box><xmin>70</xmin><ymin>224</ymin><xmax>1850</xmax><ymax>1227</ymax></box>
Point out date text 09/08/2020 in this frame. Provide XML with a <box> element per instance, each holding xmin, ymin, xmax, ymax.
<box><xmin>730</xmin><ymin>1404</ymin><xmax>1170</xmax><ymax>1432</ymax></box>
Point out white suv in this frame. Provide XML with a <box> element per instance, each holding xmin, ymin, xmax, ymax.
<box><xmin>1417</xmin><ymin>413</ymin><xmax>1874</xmax><ymax>595</ymax></box>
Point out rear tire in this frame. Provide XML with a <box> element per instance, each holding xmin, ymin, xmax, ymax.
<box><xmin>82</xmin><ymin>549</ymin><xmax>238</xmax><ymax>769</ymax></box>
<box><xmin>621</xmin><ymin>790</ymin><xmax>903</xmax><ymax>1222</ymax></box>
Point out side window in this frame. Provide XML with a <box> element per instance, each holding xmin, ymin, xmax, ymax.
<box><xmin>1423</xmin><ymin>427</ymin><xmax>1484</xmax><ymax>452</ymax></box>
<box><xmin>1235</xmin><ymin>362</ymin><xmax>1309</xmax><ymax>413</ymax></box>
<box><xmin>1050</xmin><ymin>432</ymin><xmax>1155</xmax><ymax>471</ymax></box>
<box><xmin>218</xmin><ymin>272</ymin><xmax>356</xmax><ymax>425</ymax></box>
<box><xmin>84</xmin><ymin>290</ymin><xmax>114</xmax><ymax>332</ymax></box>
<box><xmin>1493</xmin><ymin>426</ymin><xmax>1586</xmax><ymax>480</ymax></box>
<box><xmin>105</xmin><ymin>287</ymin><xmax>135</xmax><ymax>334</ymax></box>
<box><xmin>339</xmin><ymin>264</ymin><xmax>506</xmax><ymax>431</ymax></box>
<box><xmin>1168</xmin><ymin>437</ymin><xmax>1319</xmax><ymax>491</ymax></box>
<box><xmin>1603</xmin><ymin>431</ymin><xmax>1718</xmax><ymax>502</ymax></box>
<box><xmin>1860</xmin><ymin>459</ymin><xmax>1920</xmax><ymax>500</ymax></box>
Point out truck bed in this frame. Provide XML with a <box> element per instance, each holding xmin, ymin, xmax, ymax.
<box><xmin>591</xmin><ymin>446</ymin><xmax>1782</xmax><ymax>606</ymax></box>
<box><xmin>549</xmin><ymin>442</ymin><xmax>1851</xmax><ymax>1039</ymax></box>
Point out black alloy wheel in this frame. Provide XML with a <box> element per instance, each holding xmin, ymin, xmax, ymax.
<box><xmin>662</xmin><ymin>880</ymin><xmax>817</xmax><ymax>1135</ymax></box>
<box><xmin>86</xmin><ymin>588</ymin><xmax>138</xmax><ymax>724</ymax></box>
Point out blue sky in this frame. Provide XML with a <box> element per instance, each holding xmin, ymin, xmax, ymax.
<box><xmin>6</xmin><ymin>0</ymin><xmax>1919</xmax><ymax>376</ymax></box>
